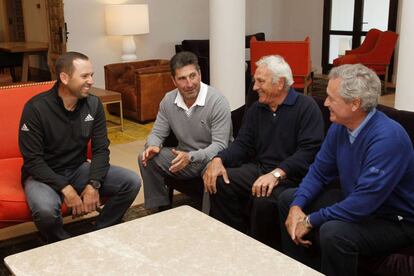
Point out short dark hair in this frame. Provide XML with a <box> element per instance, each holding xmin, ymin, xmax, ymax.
<box><xmin>170</xmin><ymin>51</ymin><xmax>200</xmax><ymax>77</ymax></box>
<box><xmin>55</xmin><ymin>52</ymin><xmax>89</xmax><ymax>82</ymax></box>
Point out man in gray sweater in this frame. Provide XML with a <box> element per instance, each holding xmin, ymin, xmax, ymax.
<box><xmin>138</xmin><ymin>51</ymin><xmax>232</xmax><ymax>210</ymax></box>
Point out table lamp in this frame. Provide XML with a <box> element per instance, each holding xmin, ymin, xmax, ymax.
<box><xmin>105</xmin><ymin>4</ymin><xmax>150</xmax><ymax>62</ymax></box>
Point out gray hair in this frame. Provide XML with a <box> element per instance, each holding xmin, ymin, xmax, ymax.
<box><xmin>255</xmin><ymin>55</ymin><xmax>294</xmax><ymax>91</ymax></box>
<box><xmin>329</xmin><ymin>64</ymin><xmax>380</xmax><ymax>112</ymax></box>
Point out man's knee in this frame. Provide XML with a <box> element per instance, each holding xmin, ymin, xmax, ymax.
<box><xmin>320</xmin><ymin>220</ymin><xmax>355</xmax><ymax>252</ymax></box>
<box><xmin>278</xmin><ymin>188</ymin><xmax>297</xmax><ymax>209</ymax></box>
<box><xmin>252</xmin><ymin>196</ymin><xmax>278</xmax><ymax>213</ymax></box>
<box><xmin>120</xmin><ymin>169</ymin><xmax>141</xmax><ymax>196</ymax></box>
<box><xmin>215</xmin><ymin>176</ymin><xmax>232</xmax><ymax>194</ymax></box>
<box><xmin>31</xmin><ymin>203</ymin><xmax>62</xmax><ymax>227</ymax></box>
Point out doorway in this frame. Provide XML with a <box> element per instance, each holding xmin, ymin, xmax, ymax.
<box><xmin>321</xmin><ymin>0</ymin><xmax>398</xmax><ymax>76</ymax></box>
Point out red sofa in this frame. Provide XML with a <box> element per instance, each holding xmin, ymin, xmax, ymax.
<box><xmin>0</xmin><ymin>81</ymin><xmax>70</xmax><ymax>229</ymax></box>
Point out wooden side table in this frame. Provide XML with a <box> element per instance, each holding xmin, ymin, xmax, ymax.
<box><xmin>89</xmin><ymin>87</ymin><xmax>123</xmax><ymax>131</ymax></box>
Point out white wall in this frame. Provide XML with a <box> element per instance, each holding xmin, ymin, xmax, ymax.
<box><xmin>64</xmin><ymin>0</ymin><xmax>209</xmax><ymax>88</ymax></box>
<box><xmin>65</xmin><ymin>0</ymin><xmax>401</xmax><ymax>90</ymax></box>
<box><xmin>64</xmin><ymin>0</ymin><xmax>325</xmax><ymax>88</ymax></box>
<box><xmin>276</xmin><ymin>0</ymin><xmax>324</xmax><ymax>73</ymax></box>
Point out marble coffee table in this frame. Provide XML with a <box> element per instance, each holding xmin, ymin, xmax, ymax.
<box><xmin>4</xmin><ymin>206</ymin><xmax>322</xmax><ymax>275</ymax></box>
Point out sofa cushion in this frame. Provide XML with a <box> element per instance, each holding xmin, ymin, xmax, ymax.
<box><xmin>0</xmin><ymin>157</ymin><xmax>70</xmax><ymax>228</ymax></box>
<box><xmin>0</xmin><ymin>158</ymin><xmax>32</xmax><ymax>226</ymax></box>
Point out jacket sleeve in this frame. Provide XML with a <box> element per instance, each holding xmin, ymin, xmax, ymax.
<box><xmin>19</xmin><ymin>102</ymin><xmax>69</xmax><ymax>191</ymax></box>
<box><xmin>278</xmin><ymin>98</ymin><xmax>325</xmax><ymax>179</ymax></box>
<box><xmin>189</xmin><ymin>95</ymin><xmax>232</xmax><ymax>163</ymax></box>
<box><xmin>89</xmin><ymin>99</ymin><xmax>110</xmax><ymax>183</ymax></box>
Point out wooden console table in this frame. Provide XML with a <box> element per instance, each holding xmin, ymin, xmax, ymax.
<box><xmin>90</xmin><ymin>87</ymin><xmax>123</xmax><ymax>131</ymax></box>
<box><xmin>0</xmin><ymin>42</ymin><xmax>49</xmax><ymax>82</ymax></box>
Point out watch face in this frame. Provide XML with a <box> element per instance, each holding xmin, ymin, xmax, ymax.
<box><xmin>272</xmin><ymin>171</ymin><xmax>281</xmax><ymax>179</ymax></box>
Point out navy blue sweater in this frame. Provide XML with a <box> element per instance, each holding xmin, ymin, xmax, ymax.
<box><xmin>292</xmin><ymin>111</ymin><xmax>414</xmax><ymax>227</ymax></box>
<box><xmin>218</xmin><ymin>89</ymin><xmax>324</xmax><ymax>182</ymax></box>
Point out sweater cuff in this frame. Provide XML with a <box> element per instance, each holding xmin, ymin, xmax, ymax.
<box><xmin>54</xmin><ymin>176</ymin><xmax>70</xmax><ymax>192</ymax></box>
<box><xmin>216</xmin><ymin>152</ymin><xmax>228</xmax><ymax>166</ymax></box>
<box><xmin>308</xmin><ymin>211</ymin><xmax>325</xmax><ymax>228</ymax></box>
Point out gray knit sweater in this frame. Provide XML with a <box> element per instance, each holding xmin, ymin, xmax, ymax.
<box><xmin>146</xmin><ymin>86</ymin><xmax>232</xmax><ymax>164</ymax></box>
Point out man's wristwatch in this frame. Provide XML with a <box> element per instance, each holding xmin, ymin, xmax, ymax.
<box><xmin>271</xmin><ymin>169</ymin><xmax>283</xmax><ymax>181</ymax></box>
<box><xmin>89</xmin><ymin>180</ymin><xmax>101</xmax><ymax>190</ymax></box>
<box><xmin>303</xmin><ymin>215</ymin><xmax>313</xmax><ymax>229</ymax></box>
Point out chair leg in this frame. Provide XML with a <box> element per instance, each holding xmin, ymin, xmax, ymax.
<box><xmin>383</xmin><ymin>66</ymin><xmax>389</xmax><ymax>94</ymax></box>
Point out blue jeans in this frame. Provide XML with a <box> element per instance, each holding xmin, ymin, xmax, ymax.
<box><xmin>24</xmin><ymin>162</ymin><xmax>140</xmax><ymax>243</ymax></box>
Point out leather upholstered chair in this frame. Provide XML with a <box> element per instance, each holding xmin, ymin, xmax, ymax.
<box><xmin>104</xmin><ymin>59</ymin><xmax>175</xmax><ymax>123</ymax></box>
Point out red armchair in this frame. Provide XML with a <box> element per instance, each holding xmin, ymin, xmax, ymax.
<box><xmin>344</xmin><ymin>28</ymin><xmax>382</xmax><ymax>56</ymax></box>
<box><xmin>250</xmin><ymin>37</ymin><xmax>312</xmax><ymax>94</ymax></box>
<box><xmin>333</xmin><ymin>29</ymin><xmax>398</xmax><ymax>93</ymax></box>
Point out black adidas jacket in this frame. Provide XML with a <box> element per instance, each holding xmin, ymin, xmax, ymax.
<box><xmin>19</xmin><ymin>82</ymin><xmax>110</xmax><ymax>192</ymax></box>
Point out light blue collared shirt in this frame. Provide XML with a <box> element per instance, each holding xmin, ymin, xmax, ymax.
<box><xmin>347</xmin><ymin>108</ymin><xmax>377</xmax><ymax>144</ymax></box>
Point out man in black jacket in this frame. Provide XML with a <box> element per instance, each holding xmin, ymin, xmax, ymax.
<box><xmin>203</xmin><ymin>55</ymin><xmax>324</xmax><ymax>249</ymax></box>
<box><xmin>19</xmin><ymin>52</ymin><xmax>140</xmax><ymax>243</ymax></box>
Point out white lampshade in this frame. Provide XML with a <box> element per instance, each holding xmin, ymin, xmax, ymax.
<box><xmin>105</xmin><ymin>4</ymin><xmax>149</xmax><ymax>36</ymax></box>
<box><xmin>105</xmin><ymin>4</ymin><xmax>150</xmax><ymax>61</ymax></box>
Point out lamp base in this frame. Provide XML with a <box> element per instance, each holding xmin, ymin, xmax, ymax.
<box><xmin>121</xmin><ymin>35</ymin><xmax>137</xmax><ymax>62</ymax></box>
<box><xmin>121</xmin><ymin>54</ymin><xmax>138</xmax><ymax>62</ymax></box>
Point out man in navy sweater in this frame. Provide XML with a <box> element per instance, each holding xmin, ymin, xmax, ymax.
<box><xmin>203</xmin><ymin>55</ymin><xmax>324</xmax><ymax>249</ymax></box>
<box><xmin>279</xmin><ymin>64</ymin><xmax>414</xmax><ymax>276</ymax></box>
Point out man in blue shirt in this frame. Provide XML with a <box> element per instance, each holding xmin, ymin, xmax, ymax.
<box><xmin>279</xmin><ymin>64</ymin><xmax>414</xmax><ymax>276</ymax></box>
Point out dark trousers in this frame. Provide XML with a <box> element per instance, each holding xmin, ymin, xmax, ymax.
<box><xmin>25</xmin><ymin>162</ymin><xmax>141</xmax><ymax>243</ymax></box>
<box><xmin>209</xmin><ymin>162</ymin><xmax>296</xmax><ymax>249</ymax></box>
<box><xmin>278</xmin><ymin>188</ymin><xmax>414</xmax><ymax>276</ymax></box>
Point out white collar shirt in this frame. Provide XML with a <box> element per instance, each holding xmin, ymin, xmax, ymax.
<box><xmin>174</xmin><ymin>82</ymin><xmax>208</xmax><ymax>117</ymax></box>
